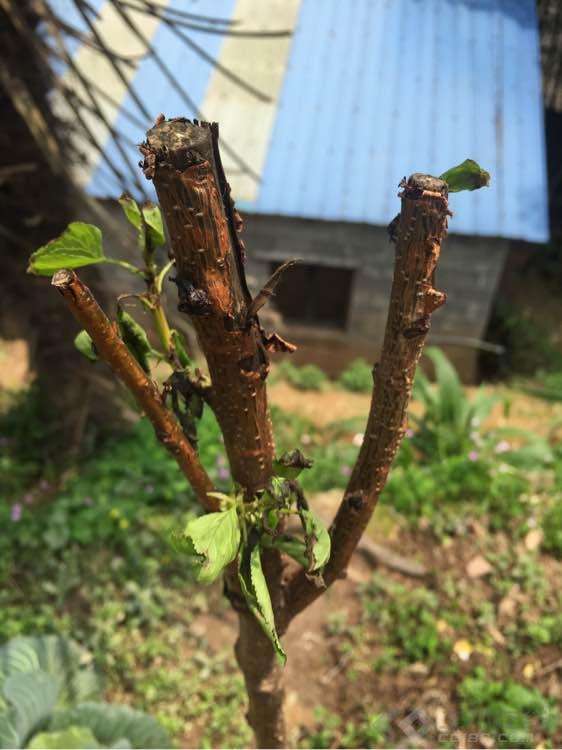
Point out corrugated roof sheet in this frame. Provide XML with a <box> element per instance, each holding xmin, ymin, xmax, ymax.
<box><xmin>60</xmin><ymin>0</ymin><xmax>549</xmax><ymax>242</ymax></box>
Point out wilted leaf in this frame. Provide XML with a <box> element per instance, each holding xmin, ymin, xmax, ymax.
<box><xmin>524</xmin><ymin>528</ymin><xmax>543</xmax><ymax>552</ymax></box>
<box><xmin>28</xmin><ymin>223</ymin><xmax>105</xmax><ymax>276</ymax></box>
<box><xmin>238</xmin><ymin>536</ymin><xmax>286</xmax><ymax>665</ymax></box>
<box><xmin>73</xmin><ymin>331</ymin><xmax>97</xmax><ymax>362</ymax></box>
<box><xmin>439</xmin><ymin>159</ymin><xmax>490</xmax><ymax>193</ymax></box>
<box><xmin>466</xmin><ymin>554</ymin><xmax>493</xmax><ymax>578</ymax></box>
<box><xmin>272</xmin><ymin>450</ymin><xmax>313</xmax><ymax>480</ymax></box>
<box><xmin>299</xmin><ymin>509</ymin><xmax>331</xmax><ymax>572</ymax></box>
<box><xmin>453</xmin><ymin>639</ymin><xmax>474</xmax><ymax>661</ymax></box>
<box><xmin>173</xmin><ymin>507</ymin><xmax>240</xmax><ymax>584</ymax></box>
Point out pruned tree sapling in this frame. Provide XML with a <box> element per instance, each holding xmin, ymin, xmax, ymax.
<box><xmin>28</xmin><ymin>118</ymin><xmax>489</xmax><ymax>748</ymax></box>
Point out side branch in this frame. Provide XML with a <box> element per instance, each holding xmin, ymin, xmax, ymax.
<box><xmin>284</xmin><ymin>174</ymin><xmax>450</xmax><ymax>620</ymax></box>
<box><xmin>51</xmin><ymin>269</ymin><xmax>218</xmax><ymax>512</ymax></box>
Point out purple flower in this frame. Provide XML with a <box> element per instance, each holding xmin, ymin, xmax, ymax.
<box><xmin>10</xmin><ymin>503</ymin><xmax>22</xmax><ymax>522</ymax></box>
<box><xmin>218</xmin><ymin>466</ymin><xmax>230</xmax><ymax>481</ymax></box>
<box><xmin>340</xmin><ymin>465</ymin><xmax>352</xmax><ymax>478</ymax></box>
<box><xmin>468</xmin><ymin>450</ymin><xmax>479</xmax><ymax>462</ymax></box>
<box><xmin>405</xmin><ymin>428</ymin><xmax>415</xmax><ymax>439</ymax></box>
<box><xmin>23</xmin><ymin>493</ymin><xmax>34</xmax><ymax>506</ymax></box>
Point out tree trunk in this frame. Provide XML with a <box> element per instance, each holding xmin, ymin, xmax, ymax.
<box><xmin>235</xmin><ymin>612</ymin><xmax>287</xmax><ymax>748</ymax></box>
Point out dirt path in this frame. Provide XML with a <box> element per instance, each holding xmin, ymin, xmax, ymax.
<box><xmin>268</xmin><ymin>381</ymin><xmax>562</xmax><ymax>437</ymax></box>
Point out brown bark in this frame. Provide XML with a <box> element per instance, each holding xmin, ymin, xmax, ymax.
<box><xmin>284</xmin><ymin>174</ymin><xmax>450</xmax><ymax>620</ymax></box>
<box><xmin>51</xmin><ymin>269</ymin><xmax>217</xmax><ymax>512</ymax></box>
<box><xmin>140</xmin><ymin>119</ymin><xmax>286</xmax><ymax>747</ymax></box>
<box><xmin>235</xmin><ymin>612</ymin><xmax>286</xmax><ymax>748</ymax></box>
<box><xmin>140</xmin><ymin>119</ymin><xmax>274</xmax><ymax>494</ymax></box>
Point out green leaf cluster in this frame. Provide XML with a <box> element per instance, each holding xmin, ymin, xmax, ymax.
<box><xmin>171</xmin><ymin>461</ymin><xmax>330</xmax><ymax>664</ymax></box>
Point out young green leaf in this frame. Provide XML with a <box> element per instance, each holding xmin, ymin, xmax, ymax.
<box><xmin>439</xmin><ymin>159</ymin><xmax>491</xmax><ymax>193</ymax></box>
<box><xmin>118</xmin><ymin>195</ymin><xmax>165</xmax><ymax>256</ymax></box>
<box><xmin>299</xmin><ymin>509</ymin><xmax>331</xmax><ymax>572</ymax></box>
<box><xmin>272</xmin><ymin>449</ymin><xmax>313</xmax><ymax>480</ymax></box>
<box><xmin>73</xmin><ymin>331</ymin><xmax>97</xmax><ymax>362</ymax></box>
<box><xmin>117</xmin><ymin>309</ymin><xmax>152</xmax><ymax>374</ymax></box>
<box><xmin>174</xmin><ymin>506</ymin><xmax>240</xmax><ymax>584</ymax></box>
<box><xmin>27</xmin><ymin>223</ymin><xmax>105</xmax><ymax>276</ymax></box>
<box><xmin>238</xmin><ymin>535</ymin><xmax>286</xmax><ymax>665</ymax></box>
<box><xmin>141</xmin><ymin>203</ymin><xmax>165</xmax><ymax>248</ymax></box>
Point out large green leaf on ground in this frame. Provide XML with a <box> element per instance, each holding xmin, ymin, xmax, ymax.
<box><xmin>50</xmin><ymin>703</ymin><xmax>170</xmax><ymax>749</ymax></box>
<box><xmin>1</xmin><ymin>671</ymin><xmax>58</xmax><ymax>748</ymax></box>
<box><xmin>172</xmin><ymin>506</ymin><xmax>240</xmax><ymax>584</ymax></box>
<box><xmin>28</xmin><ymin>724</ymin><xmax>101</xmax><ymax>749</ymax></box>
<box><xmin>27</xmin><ymin>224</ymin><xmax>105</xmax><ymax>276</ymax></box>
<box><xmin>0</xmin><ymin>636</ymin><xmax>101</xmax><ymax>709</ymax></box>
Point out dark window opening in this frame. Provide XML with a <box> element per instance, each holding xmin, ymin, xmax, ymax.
<box><xmin>270</xmin><ymin>262</ymin><xmax>353</xmax><ymax>330</ymax></box>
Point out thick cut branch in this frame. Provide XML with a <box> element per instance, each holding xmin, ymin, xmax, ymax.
<box><xmin>284</xmin><ymin>174</ymin><xmax>450</xmax><ymax>620</ymax></box>
<box><xmin>141</xmin><ymin>119</ymin><xmax>287</xmax><ymax>747</ymax></box>
<box><xmin>51</xmin><ymin>269</ymin><xmax>217</xmax><ymax>512</ymax></box>
<box><xmin>140</xmin><ymin>118</ymin><xmax>274</xmax><ymax>494</ymax></box>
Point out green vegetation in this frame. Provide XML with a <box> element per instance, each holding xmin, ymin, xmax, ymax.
<box><xmin>541</xmin><ymin>499</ymin><xmax>562</xmax><ymax>557</ymax></box>
<box><xmin>273</xmin><ymin>361</ymin><xmax>329</xmax><ymax>391</ymax></box>
<box><xmin>337</xmin><ymin>358</ymin><xmax>373</xmax><ymax>393</ymax></box>
<box><xmin>301</xmin><ymin>707</ymin><xmax>389</xmax><ymax>749</ymax></box>
<box><xmin>3</xmin><ymin>347</ymin><xmax>562</xmax><ymax>746</ymax></box>
<box><xmin>362</xmin><ymin>577</ymin><xmax>451</xmax><ymax>668</ymax></box>
<box><xmin>458</xmin><ymin>668</ymin><xmax>559</xmax><ymax>748</ymax></box>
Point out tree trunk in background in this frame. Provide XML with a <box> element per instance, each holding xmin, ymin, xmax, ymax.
<box><xmin>0</xmin><ymin>2</ymin><xmax>126</xmax><ymax>456</ymax></box>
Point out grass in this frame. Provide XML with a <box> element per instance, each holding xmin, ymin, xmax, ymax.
<box><xmin>3</xmin><ymin>355</ymin><xmax>562</xmax><ymax>747</ymax></box>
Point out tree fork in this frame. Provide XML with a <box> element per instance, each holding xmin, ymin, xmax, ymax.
<box><xmin>284</xmin><ymin>174</ymin><xmax>450</xmax><ymax>620</ymax></box>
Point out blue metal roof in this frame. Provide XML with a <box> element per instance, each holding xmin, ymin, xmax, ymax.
<box><xmin>61</xmin><ymin>0</ymin><xmax>549</xmax><ymax>242</ymax></box>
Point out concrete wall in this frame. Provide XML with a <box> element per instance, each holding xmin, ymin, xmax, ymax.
<box><xmin>242</xmin><ymin>213</ymin><xmax>510</xmax><ymax>381</ymax></box>
<box><xmin>91</xmin><ymin>203</ymin><xmax>509</xmax><ymax>382</ymax></box>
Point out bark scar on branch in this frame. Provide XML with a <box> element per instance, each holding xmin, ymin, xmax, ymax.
<box><xmin>51</xmin><ymin>268</ymin><xmax>218</xmax><ymax>512</ymax></box>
